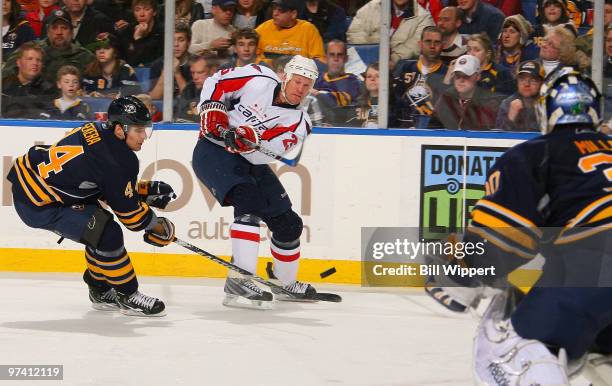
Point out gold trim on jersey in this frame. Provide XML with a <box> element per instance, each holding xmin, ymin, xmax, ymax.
<box><xmin>13</xmin><ymin>155</ymin><xmax>63</xmax><ymax>206</ymax></box>
<box><xmin>113</xmin><ymin>202</ymin><xmax>151</xmax><ymax>230</ymax></box>
<box><xmin>471</xmin><ymin>209</ymin><xmax>538</xmax><ymax>251</ymax></box>
<box><xmin>555</xmin><ymin>195</ymin><xmax>612</xmax><ymax>244</ymax></box>
<box><xmin>467</xmin><ymin>225</ymin><xmax>536</xmax><ymax>259</ymax></box>
<box><xmin>474</xmin><ymin>199</ymin><xmax>542</xmax><ymax>237</ymax></box>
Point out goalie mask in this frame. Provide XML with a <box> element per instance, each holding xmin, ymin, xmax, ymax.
<box><xmin>536</xmin><ymin>67</ymin><xmax>601</xmax><ymax>134</ymax></box>
<box><xmin>108</xmin><ymin>96</ymin><xmax>153</xmax><ymax>138</ymax></box>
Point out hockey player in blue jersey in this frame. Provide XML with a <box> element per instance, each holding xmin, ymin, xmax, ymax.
<box><xmin>7</xmin><ymin>96</ymin><xmax>177</xmax><ymax>317</ymax></box>
<box><xmin>425</xmin><ymin>67</ymin><xmax>612</xmax><ymax>384</ymax></box>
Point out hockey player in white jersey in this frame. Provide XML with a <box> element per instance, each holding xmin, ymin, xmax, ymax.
<box><xmin>192</xmin><ymin>56</ymin><xmax>333</xmax><ymax>308</ymax></box>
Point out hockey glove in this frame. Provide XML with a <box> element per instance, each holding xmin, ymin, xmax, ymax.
<box><xmin>144</xmin><ymin>217</ymin><xmax>175</xmax><ymax>247</ymax></box>
<box><xmin>137</xmin><ymin>180</ymin><xmax>177</xmax><ymax>209</ymax></box>
<box><xmin>224</xmin><ymin>125</ymin><xmax>260</xmax><ymax>154</ymax></box>
<box><xmin>199</xmin><ymin>101</ymin><xmax>229</xmax><ymax>140</ymax></box>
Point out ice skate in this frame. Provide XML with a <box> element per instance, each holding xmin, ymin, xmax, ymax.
<box><xmin>88</xmin><ymin>286</ymin><xmax>119</xmax><ymax>311</ymax></box>
<box><xmin>271</xmin><ymin>280</ymin><xmax>342</xmax><ymax>303</ymax></box>
<box><xmin>222</xmin><ymin>271</ymin><xmax>273</xmax><ymax>310</ymax></box>
<box><xmin>116</xmin><ymin>290</ymin><xmax>166</xmax><ymax>317</ymax></box>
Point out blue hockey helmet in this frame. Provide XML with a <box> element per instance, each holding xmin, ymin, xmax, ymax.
<box><xmin>536</xmin><ymin>67</ymin><xmax>601</xmax><ymax>134</ymax></box>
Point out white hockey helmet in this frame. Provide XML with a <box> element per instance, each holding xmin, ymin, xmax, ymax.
<box><xmin>284</xmin><ymin>55</ymin><xmax>319</xmax><ymax>83</ymax></box>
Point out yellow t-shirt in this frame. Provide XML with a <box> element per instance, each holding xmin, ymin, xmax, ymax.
<box><xmin>255</xmin><ymin>19</ymin><xmax>325</xmax><ymax>64</ymax></box>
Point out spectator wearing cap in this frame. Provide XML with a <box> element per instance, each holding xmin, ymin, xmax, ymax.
<box><xmin>496</xmin><ymin>15</ymin><xmax>539</xmax><ymax>74</ymax></box>
<box><xmin>1</xmin><ymin>42</ymin><xmax>55</xmax><ymax>118</ymax></box>
<box><xmin>532</xmin><ymin>0</ymin><xmax>571</xmax><ymax>48</ymax></box>
<box><xmin>255</xmin><ymin>0</ymin><xmax>325</xmax><ymax>64</ymax></box>
<box><xmin>495</xmin><ymin>60</ymin><xmax>543</xmax><ymax>132</ymax></box>
<box><xmin>149</xmin><ymin>23</ymin><xmax>193</xmax><ymax>98</ymax></box>
<box><xmin>5</xmin><ymin>9</ymin><xmax>95</xmax><ymax>83</ymax></box>
<box><xmin>347</xmin><ymin>0</ymin><xmax>434</xmax><ymax>66</ymax></box>
<box><xmin>2</xmin><ymin>0</ymin><xmax>36</xmax><ymax>60</ymax></box>
<box><xmin>456</xmin><ymin>0</ymin><xmax>505</xmax><ymax>43</ymax></box>
<box><xmin>118</xmin><ymin>0</ymin><xmax>164</xmax><ymax>67</ymax></box>
<box><xmin>82</xmin><ymin>33</ymin><xmax>142</xmax><ymax>98</ymax></box>
<box><xmin>437</xmin><ymin>6</ymin><xmax>467</xmax><ymax>65</ymax></box>
<box><xmin>300</xmin><ymin>0</ymin><xmax>348</xmax><ymax>42</ymax></box>
<box><xmin>62</xmin><ymin>0</ymin><xmax>114</xmax><ymax>48</ymax></box>
<box><xmin>25</xmin><ymin>0</ymin><xmax>60</xmax><ymax>37</ymax></box>
<box><xmin>189</xmin><ymin>0</ymin><xmax>236</xmax><ymax>58</ymax></box>
<box><xmin>434</xmin><ymin>54</ymin><xmax>500</xmax><ymax>130</ymax></box>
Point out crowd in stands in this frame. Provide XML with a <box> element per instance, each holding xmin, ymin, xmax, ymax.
<box><xmin>0</xmin><ymin>0</ymin><xmax>609</xmax><ymax>131</ymax></box>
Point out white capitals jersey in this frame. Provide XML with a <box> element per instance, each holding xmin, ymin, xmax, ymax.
<box><xmin>198</xmin><ymin>64</ymin><xmax>312</xmax><ymax>165</ymax></box>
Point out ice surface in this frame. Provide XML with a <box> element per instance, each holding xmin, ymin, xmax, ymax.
<box><xmin>0</xmin><ymin>273</ymin><xmax>477</xmax><ymax>386</ymax></box>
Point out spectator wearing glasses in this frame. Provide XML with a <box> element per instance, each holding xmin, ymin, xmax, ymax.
<box><xmin>434</xmin><ymin>54</ymin><xmax>500</xmax><ymax>131</ymax></box>
<box><xmin>189</xmin><ymin>0</ymin><xmax>236</xmax><ymax>58</ymax></box>
<box><xmin>495</xmin><ymin>60</ymin><xmax>543</xmax><ymax>132</ymax></box>
<box><xmin>255</xmin><ymin>0</ymin><xmax>325</xmax><ymax>64</ymax></box>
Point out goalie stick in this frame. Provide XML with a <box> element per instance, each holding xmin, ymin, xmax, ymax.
<box><xmin>173</xmin><ymin>237</ymin><xmax>342</xmax><ymax>303</ymax></box>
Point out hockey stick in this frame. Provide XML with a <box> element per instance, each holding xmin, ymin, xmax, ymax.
<box><xmin>239</xmin><ymin>137</ymin><xmax>304</xmax><ymax>167</ymax></box>
<box><xmin>173</xmin><ymin>237</ymin><xmax>341</xmax><ymax>302</ymax></box>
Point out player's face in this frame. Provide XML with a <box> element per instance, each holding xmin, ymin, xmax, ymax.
<box><xmin>457</xmin><ymin>0</ymin><xmax>476</xmax><ymax>12</ymax></box>
<box><xmin>95</xmin><ymin>46</ymin><xmax>115</xmax><ymax>63</ymax></box>
<box><xmin>124</xmin><ymin>125</ymin><xmax>150</xmax><ymax>151</ymax></box>
<box><xmin>284</xmin><ymin>74</ymin><xmax>314</xmax><ymax>105</ymax></box>
<box><xmin>174</xmin><ymin>32</ymin><xmax>189</xmax><ymax>58</ymax></box>
<box><xmin>57</xmin><ymin>74</ymin><xmax>80</xmax><ymax>98</ymax></box>
<box><xmin>48</xmin><ymin>22</ymin><xmax>72</xmax><ymax>49</ymax></box>
<box><xmin>544</xmin><ymin>3</ymin><xmax>562</xmax><ymax>23</ymax></box>
<box><xmin>326</xmin><ymin>42</ymin><xmax>347</xmax><ymax>76</ymax></box>
<box><xmin>63</xmin><ymin>0</ymin><xmax>86</xmax><ymax>13</ymax></box>
<box><xmin>437</xmin><ymin>9</ymin><xmax>458</xmax><ymax>35</ymax></box>
<box><xmin>235</xmin><ymin>38</ymin><xmax>257</xmax><ymax>63</ymax></box>
<box><xmin>190</xmin><ymin>59</ymin><xmax>210</xmax><ymax>88</ymax></box>
<box><xmin>272</xmin><ymin>6</ymin><xmax>297</xmax><ymax>28</ymax></box>
<box><xmin>419</xmin><ymin>31</ymin><xmax>442</xmax><ymax>61</ymax></box>
<box><xmin>453</xmin><ymin>72</ymin><xmax>478</xmax><ymax>95</ymax></box>
<box><xmin>467</xmin><ymin>40</ymin><xmax>488</xmax><ymax>67</ymax></box>
<box><xmin>517</xmin><ymin>74</ymin><xmax>542</xmax><ymax>98</ymax></box>
<box><xmin>133</xmin><ymin>4</ymin><xmax>156</xmax><ymax>23</ymax></box>
<box><xmin>364</xmin><ymin>67</ymin><xmax>379</xmax><ymax>94</ymax></box>
<box><xmin>16</xmin><ymin>49</ymin><xmax>43</xmax><ymax>81</ymax></box>
<box><xmin>501</xmin><ymin>26</ymin><xmax>521</xmax><ymax>49</ymax></box>
<box><xmin>212</xmin><ymin>5</ymin><xmax>235</xmax><ymax>26</ymax></box>
<box><xmin>540</xmin><ymin>33</ymin><xmax>561</xmax><ymax>61</ymax></box>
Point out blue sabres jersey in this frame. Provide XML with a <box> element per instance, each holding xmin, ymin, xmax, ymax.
<box><xmin>7</xmin><ymin>122</ymin><xmax>153</xmax><ymax>231</ymax></box>
<box><xmin>314</xmin><ymin>72</ymin><xmax>362</xmax><ymax>107</ymax></box>
<box><xmin>468</xmin><ymin>127</ymin><xmax>611</xmax><ymax>260</ymax></box>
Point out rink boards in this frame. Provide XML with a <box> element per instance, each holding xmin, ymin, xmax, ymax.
<box><xmin>0</xmin><ymin>122</ymin><xmax>535</xmax><ymax>284</ymax></box>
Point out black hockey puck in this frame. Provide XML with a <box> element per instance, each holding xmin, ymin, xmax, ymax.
<box><xmin>320</xmin><ymin>267</ymin><xmax>336</xmax><ymax>279</ymax></box>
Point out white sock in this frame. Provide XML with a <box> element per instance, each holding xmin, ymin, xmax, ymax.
<box><xmin>271</xmin><ymin>239</ymin><xmax>300</xmax><ymax>284</ymax></box>
<box><xmin>230</xmin><ymin>222</ymin><xmax>260</xmax><ymax>274</ymax></box>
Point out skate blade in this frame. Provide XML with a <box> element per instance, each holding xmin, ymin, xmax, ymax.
<box><xmin>274</xmin><ymin>292</ymin><xmax>342</xmax><ymax>303</ymax></box>
<box><xmin>118</xmin><ymin>307</ymin><xmax>167</xmax><ymax>317</ymax></box>
<box><xmin>91</xmin><ymin>302</ymin><xmax>120</xmax><ymax>311</ymax></box>
<box><xmin>222</xmin><ymin>294</ymin><xmax>273</xmax><ymax>310</ymax></box>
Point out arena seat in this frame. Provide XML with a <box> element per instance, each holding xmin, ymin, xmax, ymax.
<box><xmin>349</xmin><ymin>44</ymin><xmax>379</xmax><ymax>65</ymax></box>
<box><xmin>135</xmin><ymin>67</ymin><xmax>152</xmax><ymax>92</ymax></box>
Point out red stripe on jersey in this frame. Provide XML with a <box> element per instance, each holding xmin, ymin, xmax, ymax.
<box><xmin>211</xmin><ymin>76</ymin><xmax>255</xmax><ymax>101</ymax></box>
<box><xmin>261</xmin><ymin>120</ymin><xmax>301</xmax><ymax>141</ymax></box>
<box><xmin>230</xmin><ymin>229</ymin><xmax>260</xmax><ymax>242</ymax></box>
<box><xmin>271</xmin><ymin>249</ymin><xmax>300</xmax><ymax>262</ymax></box>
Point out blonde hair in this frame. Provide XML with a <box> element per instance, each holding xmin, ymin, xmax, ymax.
<box><xmin>467</xmin><ymin>33</ymin><xmax>494</xmax><ymax>66</ymax></box>
<box><xmin>546</xmin><ymin>25</ymin><xmax>577</xmax><ymax>65</ymax></box>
